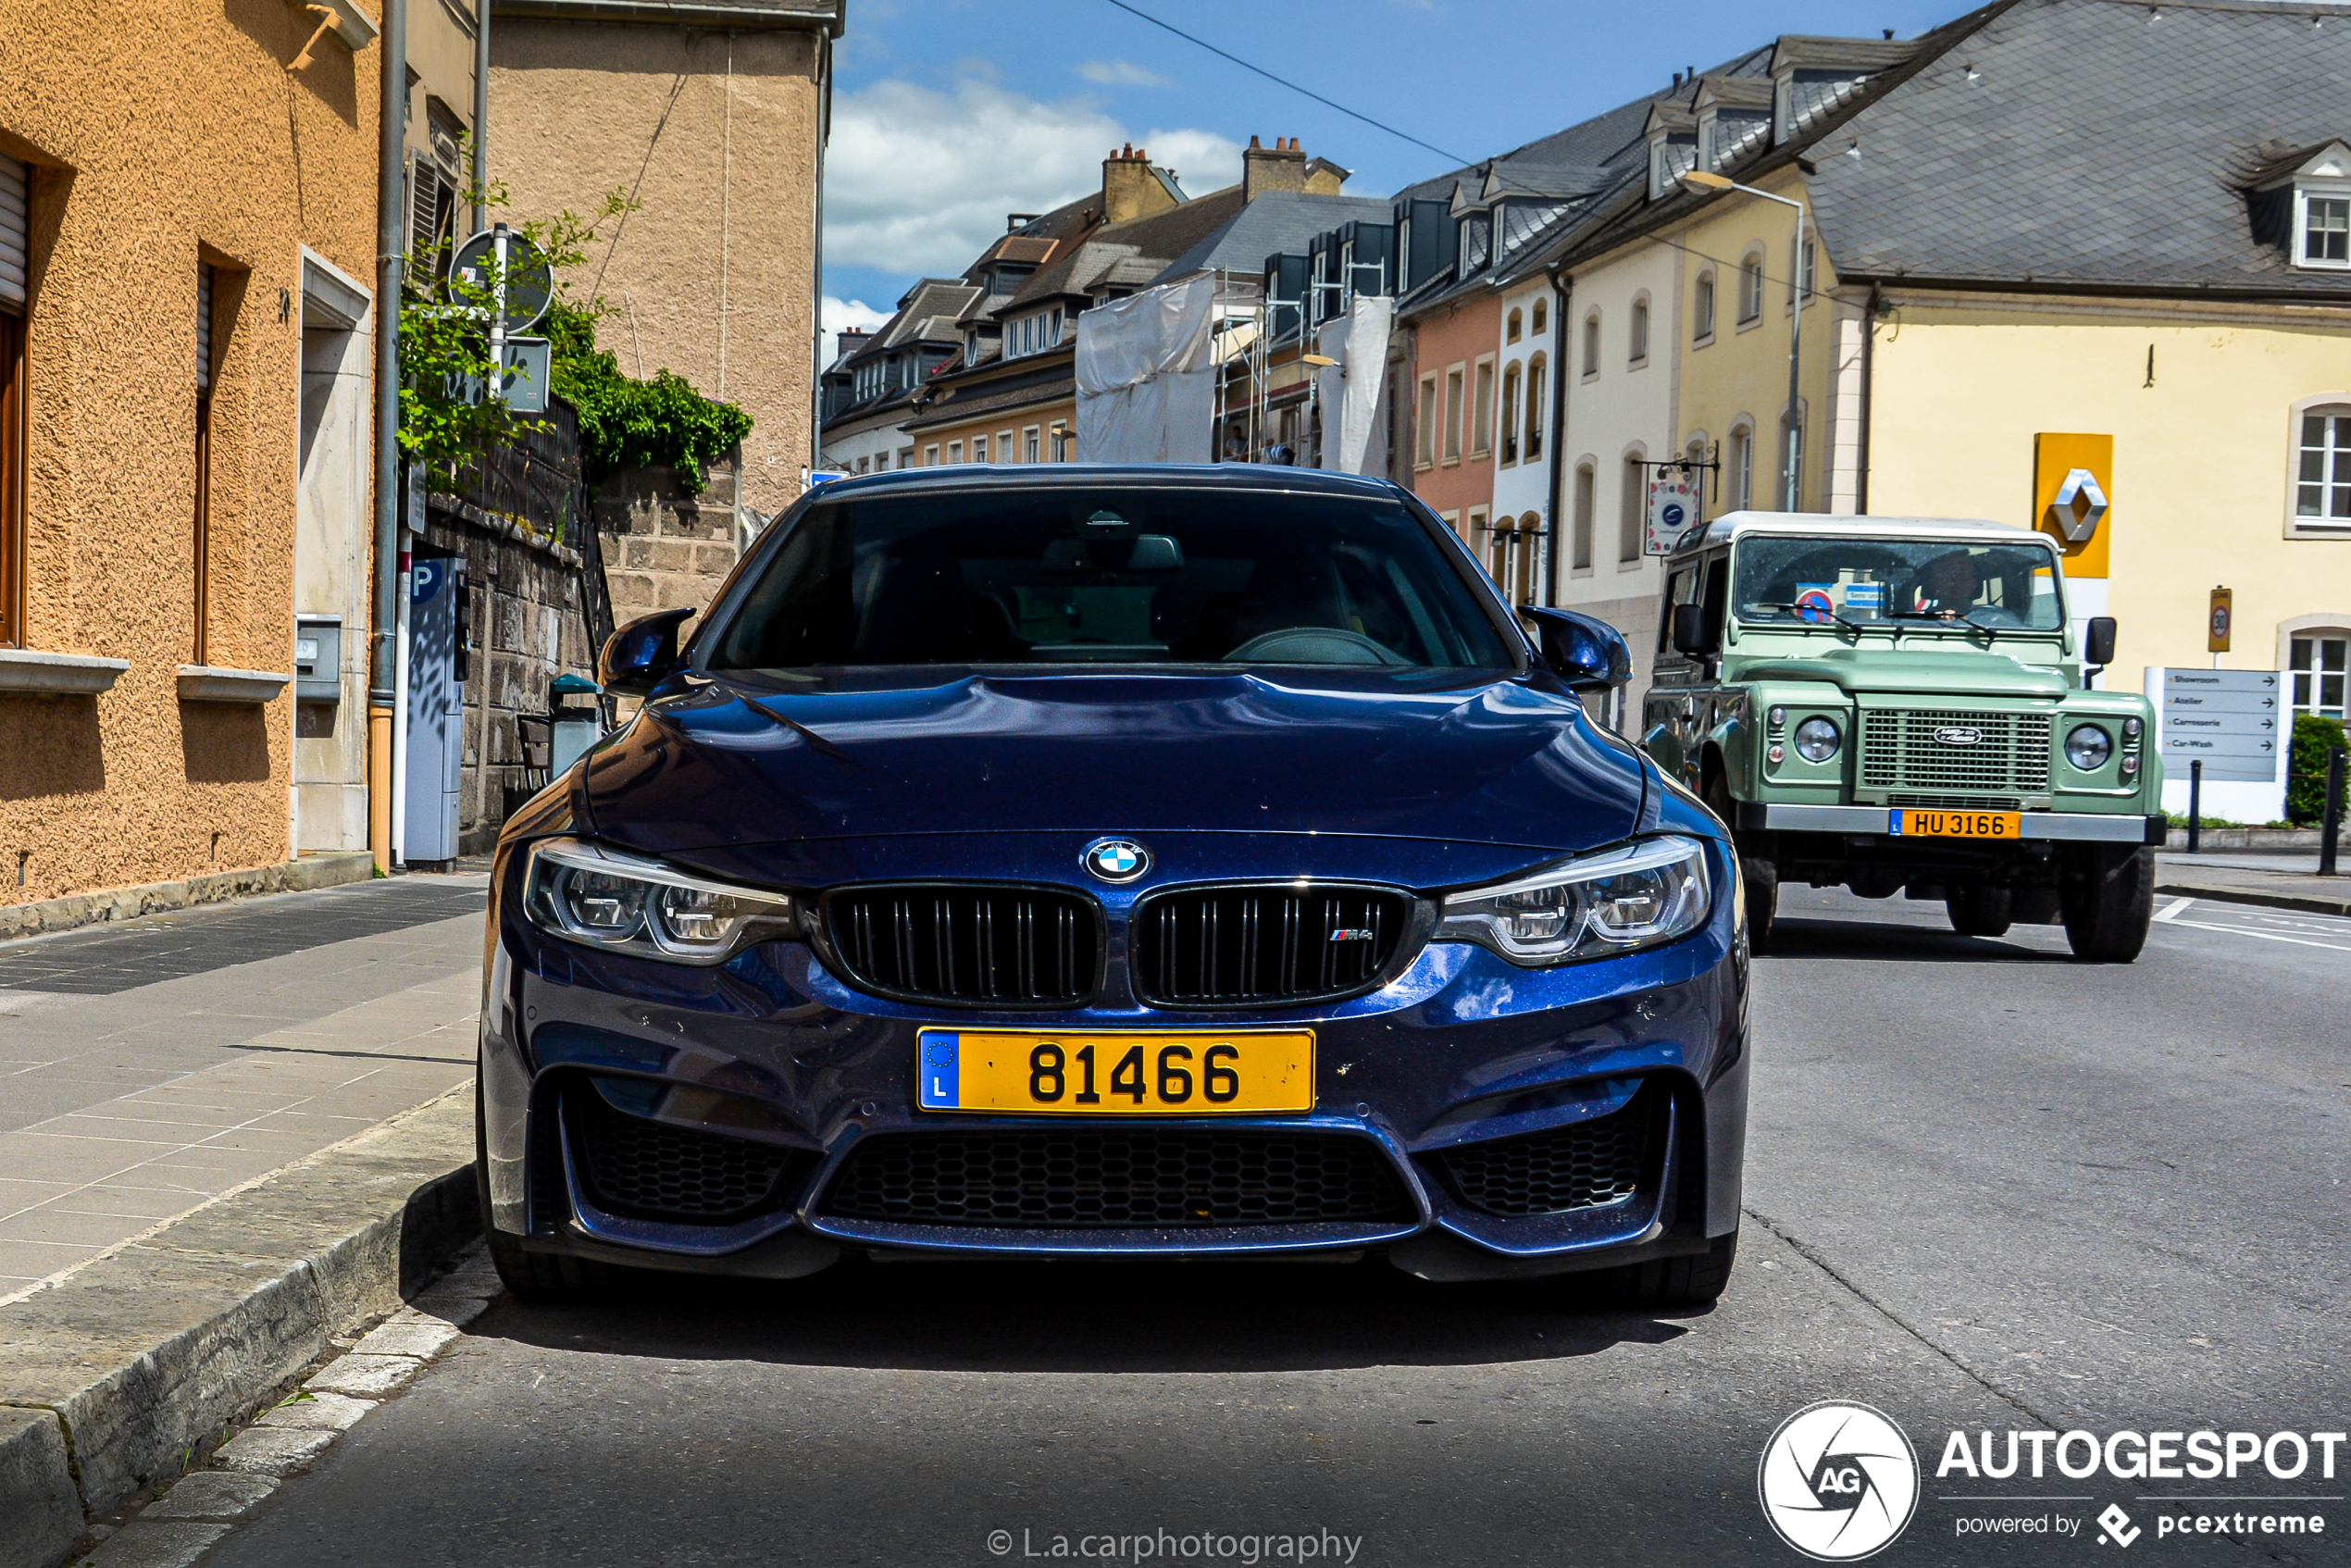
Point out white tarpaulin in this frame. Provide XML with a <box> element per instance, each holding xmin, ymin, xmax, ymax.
<box><xmin>1313</xmin><ymin>295</ymin><xmax>1393</xmax><ymax>476</ymax></box>
<box><xmin>1075</xmin><ymin>274</ymin><xmax>1221</xmax><ymax>465</ymax></box>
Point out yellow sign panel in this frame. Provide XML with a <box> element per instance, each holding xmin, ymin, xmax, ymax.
<box><xmin>916</xmin><ymin>1028</ymin><xmax>1315</xmax><ymax>1114</ymax></box>
<box><xmin>2208</xmin><ymin>587</ymin><xmax>2233</xmax><ymax>653</ymax></box>
<box><xmin>2033</xmin><ymin>432</ymin><xmax>2113</xmax><ymax>579</ymax></box>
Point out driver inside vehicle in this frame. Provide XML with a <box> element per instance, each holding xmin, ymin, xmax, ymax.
<box><xmin>1909</xmin><ymin>549</ymin><xmax>1982</xmax><ymax>618</ymax></box>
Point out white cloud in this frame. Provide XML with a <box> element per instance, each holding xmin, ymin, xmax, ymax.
<box><xmin>823</xmin><ymin>77</ymin><xmax>1247</xmax><ymax>278</ymax></box>
<box><xmin>1077</xmin><ymin>58</ymin><xmax>1173</xmax><ymax>88</ymax></box>
<box><xmin>822</xmin><ymin>294</ymin><xmax>892</xmax><ymax>361</ymax></box>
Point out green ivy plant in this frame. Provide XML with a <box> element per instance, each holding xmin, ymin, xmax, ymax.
<box><xmin>397</xmin><ymin>164</ymin><xmax>753</xmax><ymax>507</ymax></box>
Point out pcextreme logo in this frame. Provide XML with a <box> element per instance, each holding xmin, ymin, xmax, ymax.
<box><xmin>1759</xmin><ymin>1402</ymin><xmax>1922</xmax><ymax>1561</ymax></box>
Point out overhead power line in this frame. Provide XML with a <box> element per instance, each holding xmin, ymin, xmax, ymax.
<box><xmin>1098</xmin><ymin>0</ymin><xmax>1470</xmax><ymax>168</ymax></box>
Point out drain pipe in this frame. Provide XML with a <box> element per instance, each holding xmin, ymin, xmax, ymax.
<box><xmin>368</xmin><ymin>0</ymin><xmax>407</xmax><ymax>875</ymax></box>
<box><xmin>472</xmin><ymin>0</ymin><xmax>489</xmax><ymax>228</ymax></box>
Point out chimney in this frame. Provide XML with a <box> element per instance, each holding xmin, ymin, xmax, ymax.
<box><xmin>1101</xmin><ymin>143</ymin><xmax>1174</xmax><ymax>224</ymax></box>
<box><xmin>1243</xmin><ymin>134</ymin><xmax>1309</xmax><ymax>201</ymax></box>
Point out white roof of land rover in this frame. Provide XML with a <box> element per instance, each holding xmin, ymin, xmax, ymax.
<box><xmin>1672</xmin><ymin>511</ymin><xmax>2053</xmax><ymax>554</ymax></box>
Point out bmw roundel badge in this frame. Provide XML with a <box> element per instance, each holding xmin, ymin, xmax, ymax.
<box><xmin>1083</xmin><ymin>838</ymin><xmax>1151</xmax><ymax>883</ymax></box>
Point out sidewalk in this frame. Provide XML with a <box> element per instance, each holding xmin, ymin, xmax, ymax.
<box><xmin>0</xmin><ymin>877</ymin><xmax>489</xmax><ymax>1300</ymax></box>
<box><xmin>2154</xmin><ymin>852</ymin><xmax>2351</xmax><ymax>917</ymax></box>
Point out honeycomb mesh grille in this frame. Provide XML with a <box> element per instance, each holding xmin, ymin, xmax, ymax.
<box><xmin>1860</xmin><ymin>710</ymin><xmax>2052</xmax><ymax>796</ymax></box>
<box><xmin>827</xmin><ymin>886</ymin><xmax>1099</xmax><ymax>1006</ymax></box>
<box><xmin>1133</xmin><ymin>885</ymin><xmax>1413</xmax><ymax>1007</ymax></box>
<box><xmin>1427</xmin><ymin>1089</ymin><xmax>1660</xmax><ymax>1218</ymax></box>
<box><xmin>820</xmin><ymin>1127</ymin><xmax>1415</xmax><ymax>1228</ymax></box>
<box><xmin>566</xmin><ymin>1086</ymin><xmax>813</xmax><ymax>1224</ymax></box>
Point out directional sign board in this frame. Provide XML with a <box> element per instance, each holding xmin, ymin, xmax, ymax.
<box><xmin>2158</xmin><ymin>668</ymin><xmax>2282</xmax><ymax>783</ymax></box>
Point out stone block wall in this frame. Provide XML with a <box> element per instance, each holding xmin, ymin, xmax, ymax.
<box><xmin>420</xmin><ymin>500</ymin><xmax>599</xmax><ymax>859</ymax></box>
<box><xmin>597</xmin><ymin>451</ymin><xmax>748</xmax><ymax>624</ymax></box>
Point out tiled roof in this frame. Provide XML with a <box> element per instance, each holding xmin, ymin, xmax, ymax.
<box><xmin>1004</xmin><ymin>187</ymin><xmax>1247</xmax><ymax>310</ymax></box>
<box><xmin>1149</xmin><ymin>191</ymin><xmax>1393</xmax><ymax>284</ymax></box>
<box><xmin>1804</xmin><ymin>0</ymin><xmax>2351</xmax><ymax>296</ymax></box>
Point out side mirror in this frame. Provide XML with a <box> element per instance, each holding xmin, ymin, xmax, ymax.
<box><xmin>599</xmin><ymin>608</ymin><xmax>695</xmax><ymax>697</ymax></box>
<box><xmin>1671</xmin><ymin>602</ymin><xmax>1713</xmax><ymax>658</ymax></box>
<box><xmin>1522</xmin><ymin>606</ymin><xmax>1632</xmax><ymax>691</ymax></box>
<box><xmin>2084</xmin><ymin>616</ymin><xmax>2117</xmax><ymax>669</ymax></box>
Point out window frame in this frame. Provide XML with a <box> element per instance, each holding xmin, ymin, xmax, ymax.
<box><xmin>1628</xmin><ymin>293</ymin><xmax>1650</xmax><ymax>367</ymax></box>
<box><xmin>1499</xmin><ymin>362</ymin><xmax>1521</xmax><ymax>467</ymax></box>
<box><xmin>1415</xmin><ymin>373</ymin><xmax>1437</xmax><ymax>469</ymax></box>
<box><xmin>1571</xmin><ymin>460</ymin><xmax>1596</xmax><ymax>573</ymax></box>
<box><xmin>1693</xmin><ymin>270</ymin><xmax>1716</xmax><ymax>343</ymax></box>
<box><xmin>1023</xmin><ymin>427</ymin><xmax>1040</xmax><ymax>464</ymax></box>
<box><xmin>2290</xmin><ymin>631</ymin><xmax>2350</xmax><ymax>719</ymax></box>
<box><xmin>1581</xmin><ymin>311</ymin><xmax>1600</xmax><ymax>380</ymax></box>
<box><xmin>1506</xmin><ymin>307</ymin><xmax>1523</xmax><ymax>344</ymax></box>
<box><xmin>1618</xmin><ymin>449</ymin><xmax>1648</xmax><ymax>565</ymax></box>
<box><xmin>1737</xmin><ymin>251</ymin><xmax>1765</xmax><ymax>326</ymax></box>
<box><xmin>1524</xmin><ymin>353</ymin><xmax>1546</xmax><ymax>462</ymax></box>
<box><xmin>2288</xmin><ymin>394</ymin><xmax>2351</xmax><ymax>537</ymax></box>
<box><xmin>924</xmin><ymin>443</ymin><xmax>940</xmax><ymax>467</ymax></box>
<box><xmin>2297</xmin><ymin>184</ymin><xmax>2351</xmax><ymax>270</ymax></box>
<box><xmin>1531</xmin><ymin>297</ymin><xmax>1548</xmax><ymax>336</ymax></box>
<box><xmin>1728</xmin><ymin>421</ymin><xmax>1754</xmax><ymax>512</ymax></box>
<box><xmin>1471</xmin><ymin>355</ymin><xmax>1495</xmax><ymax>458</ymax></box>
<box><xmin>1443</xmin><ymin>365</ymin><xmax>1464</xmax><ymax>465</ymax></box>
<box><xmin>0</xmin><ymin>305</ymin><xmax>21</xmax><ymax>650</ymax></box>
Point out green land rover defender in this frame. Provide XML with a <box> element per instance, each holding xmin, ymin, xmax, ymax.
<box><xmin>1638</xmin><ymin>513</ymin><xmax>2167</xmax><ymax>961</ymax></box>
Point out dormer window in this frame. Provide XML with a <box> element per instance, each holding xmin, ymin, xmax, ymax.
<box><xmin>1457</xmin><ymin>213</ymin><xmax>1490</xmax><ymax>276</ymax></box>
<box><xmin>2245</xmin><ymin>140</ymin><xmax>2351</xmax><ymax>268</ymax></box>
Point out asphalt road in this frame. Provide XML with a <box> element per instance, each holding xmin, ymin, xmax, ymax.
<box><xmin>197</xmin><ymin>889</ymin><xmax>2351</xmax><ymax>1567</ymax></box>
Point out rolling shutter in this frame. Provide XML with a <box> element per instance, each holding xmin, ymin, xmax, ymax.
<box><xmin>407</xmin><ymin>155</ymin><xmax>448</xmax><ymax>261</ymax></box>
<box><xmin>0</xmin><ymin>154</ymin><xmax>27</xmax><ymax>308</ymax></box>
<box><xmin>196</xmin><ymin>262</ymin><xmax>214</xmax><ymax>390</ymax></box>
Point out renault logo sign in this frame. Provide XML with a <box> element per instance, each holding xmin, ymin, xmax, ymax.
<box><xmin>1083</xmin><ymin>839</ymin><xmax>1151</xmax><ymax>883</ymax></box>
<box><xmin>2046</xmin><ymin>467</ymin><xmax>2109</xmax><ymax>544</ymax></box>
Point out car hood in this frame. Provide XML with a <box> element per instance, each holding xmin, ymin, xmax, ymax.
<box><xmin>578</xmin><ymin>669</ymin><xmax>1648</xmax><ymax>857</ymax></box>
<box><xmin>1733</xmin><ymin>646</ymin><xmax>2071</xmax><ymax>700</ymax></box>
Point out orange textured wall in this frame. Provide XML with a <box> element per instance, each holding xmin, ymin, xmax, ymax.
<box><xmin>0</xmin><ymin>0</ymin><xmax>379</xmax><ymax>902</ymax></box>
<box><xmin>1406</xmin><ymin>293</ymin><xmax>1501</xmax><ymax>539</ymax></box>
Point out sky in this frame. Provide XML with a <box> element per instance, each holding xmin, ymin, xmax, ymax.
<box><xmin>820</xmin><ymin>0</ymin><xmax>1959</xmax><ymax>356</ymax></box>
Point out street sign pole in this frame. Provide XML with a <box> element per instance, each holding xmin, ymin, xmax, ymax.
<box><xmin>2187</xmin><ymin>760</ymin><xmax>2201</xmax><ymax>853</ymax></box>
<box><xmin>2322</xmin><ymin>748</ymin><xmax>2345</xmax><ymax>878</ymax></box>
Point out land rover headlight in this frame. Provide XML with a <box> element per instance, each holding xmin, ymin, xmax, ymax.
<box><xmin>2065</xmin><ymin>725</ymin><xmax>2113</xmax><ymax>771</ymax></box>
<box><xmin>524</xmin><ymin>838</ymin><xmax>798</xmax><ymax>964</ymax></box>
<box><xmin>1437</xmin><ymin>836</ymin><xmax>1711</xmax><ymax>965</ymax></box>
<box><xmin>1793</xmin><ymin>716</ymin><xmax>1842</xmax><ymax>763</ymax></box>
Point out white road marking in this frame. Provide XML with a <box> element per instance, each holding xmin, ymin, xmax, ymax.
<box><xmin>2156</xmin><ymin>897</ymin><xmax>2195</xmax><ymax>922</ymax></box>
<box><xmin>2159</xmin><ymin>917</ymin><xmax>2351</xmax><ymax>953</ymax></box>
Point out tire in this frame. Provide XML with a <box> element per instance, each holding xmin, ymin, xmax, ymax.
<box><xmin>477</xmin><ymin>1073</ymin><xmax>603</xmax><ymax>1301</ymax></box>
<box><xmin>1703</xmin><ymin>778</ymin><xmax>1775</xmax><ymax>952</ymax></box>
<box><xmin>1598</xmin><ymin>1228</ymin><xmax>1740</xmax><ymax>1308</ymax></box>
<box><xmin>2062</xmin><ymin>844</ymin><xmax>2157</xmax><ymax>963</ymax></box>
<box><xmin>1945</xmin><ymin>885</ymin><xmax>2013</xmax><ymax>938</ymax></box>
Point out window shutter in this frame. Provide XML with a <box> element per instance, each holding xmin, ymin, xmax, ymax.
<box><xmin>196</xmin><ymin>263</ymin><xmax>214</xmax><ymax>391</ymax></box>
<box><xmin>0</xmin><ymin>154</ymin><xmax>27</xmax><ymax>308</ymax></box>
<box><xmin>407</xmin><ymin>155</ymin><xmax>446</xmax><ymax>261</ymax></box>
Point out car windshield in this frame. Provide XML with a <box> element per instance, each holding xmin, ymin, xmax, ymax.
<box><xmin>1732</xmin><ymin>536</ymin><xmax>2065</xmax><ymax>631</ymax></box>
<box><xmin>703</xmin><ymin>486</ymin><xmax>1516</xmax><ymax>671</ymax></box>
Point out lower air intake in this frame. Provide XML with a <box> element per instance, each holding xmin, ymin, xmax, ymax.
<box><xmin>820</xmin><ymin>1126</ymin><xmax>1415</xmax><ymax>1228</ymax></box>
<box><xmin>566</xmin><ymin>1086</ymin><xmax>814</xmax><ymax>1225</ymax></box>
<box><xmin>1426</xmin><ymin>1089</ymin><xmax>1660</xmax><ymax>1217</ymax></box>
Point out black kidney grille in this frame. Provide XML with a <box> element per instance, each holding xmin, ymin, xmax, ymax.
<box><xmin>566</xmin><ymin>1087</ymin><xmax>813</xmax><ymax>1224</ymax></box>
<box><xmin>1427</xmin><ymin>1089</ymin><xmax>1660</xmax><ymax>1218</ymax></box>
<box><xmin>1135</xmin><ymin>886</ymin><xmax>1412</xmax><ymax>1006</ymax></box>
<box><xmin>827</xmin><ymin>886</ymin><xmax>1098</xmax><ymax>1005</ymax></box>
<box><xmin>820</xmin><ymin>1127</ymin><xmax>1415</xmax><ymax>1228</ymax></box>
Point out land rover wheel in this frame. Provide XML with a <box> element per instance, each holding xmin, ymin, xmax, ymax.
<box><xmin>1946</xmin><ymin>885</ymin><xmax>2013</xmax><ymax>938</ymax></box>
<box><xmin>1705</xmin><ymin>778</ymin><xmax>1775</xmax><ymax>952</ymax></box>
<box><xmin>2061</xmin><ymin>844</ymin><xmax>2156</xmax><ymax>963</ymax></box>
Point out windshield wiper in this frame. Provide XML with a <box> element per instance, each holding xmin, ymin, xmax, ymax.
<box><xmin>1885</xmin><ymin>605</ymin><xmax>2006</xmax><ymax>638</ymax></box>
<box><xmin>1749</xmin><ymin>600</ymin><xmax>1866</xmax><ymax>634</ymax></box>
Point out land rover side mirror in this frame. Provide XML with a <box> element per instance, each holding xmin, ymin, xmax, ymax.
<box><xmin>1522</xmin><ymin>606</ymin><xmax>1631</xmax><ymax>691</ymax></box>
<box><xmin>1671</xmin><ymin>602</ymin><xmax>1713</xmax><ymax>657</ymax></box>
<box><xmin>2084</xmin><ymin>616</ymin><xmax>2117</xmax><ymax>669</ymax></box>
<box><xmin>599</xmin><ymin>607</ymin><xmax>695</xmax><ymax>696</ymax></box>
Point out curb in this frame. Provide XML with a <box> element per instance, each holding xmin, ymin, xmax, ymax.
<box><xmin>0</xmin><ymin>852</ymin><xmax>377</xmax><ymax>943</ymax></box>
<box><xmin>2157</xmin><ymin>881</ymin><xmax>2351</xmax><ymax>918</ymax></box>
<box><xmin>0</xmin><ymin>1089</ymin><xmax>479</xmax><ymax>1568</ymax></box>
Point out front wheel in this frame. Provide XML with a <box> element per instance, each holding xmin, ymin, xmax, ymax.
<box><xmin>1598</xmin><ymin>1228</ymin><xmax>1739</xmax><ymax>1308</ymax></box>
<box><xmin>1946</xmin><ymin>885</ymin><xmax>2013</xmax><ymax>938</ymax></box>
<box><xmin>2062</xmin><ymin>845</ymin><xmax>2156</xmax><ymax>963</ymax></box>
<box><xmin>478</xmin><ymin>1073</ymin><xmax>603</xmax><ymax>1301</ymax></box>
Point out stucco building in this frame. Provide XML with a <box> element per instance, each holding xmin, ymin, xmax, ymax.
<box><xmin>0</xmin><ymin>0</ymin><xmax>387</xmax><ymax>910</ymax></box>
<box><xmin>489</xmin><ymin>0</ymin><xmax>842</xmax><ymax>516</ymax></box>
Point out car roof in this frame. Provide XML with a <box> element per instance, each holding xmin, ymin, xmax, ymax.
<box><xmin>802</xmin><ymin>463</ymin><xmax>1406</xmax><ymax>503</ymax></box>
<box><xmin>1669</xmin><ymin>509</ymin><xmax>2055</xmax><ymax>554</ymax></box>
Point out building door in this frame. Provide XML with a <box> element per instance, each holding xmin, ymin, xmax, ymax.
<box><xmin>292</xmin><ymin>257</ymin><xmax>373</xmax><ymax>852</ymax></box>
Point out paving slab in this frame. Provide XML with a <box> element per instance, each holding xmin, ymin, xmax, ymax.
<box><xmin>136</xmin><ymin>1469</ymin><xmax>278</xmax><ymax>1522</ymax></box>
<box><xmin>78</xmin><ymin>1521</ymin><xmax>231</xmax><ymax>1568</ymax></box>
<box><xmin>251</xmin><ymin>1390</ymin><xmax>373</xmax><ymax>1433</ymax></box>
<box><xmin>0</xmin><ymin>1087</ymin><xmax>477</xmax><ymax>1530</ymax></box>
<box><xmin>209</xmin><ymin>1425</ymin><xmax>339</xmax><ymax>1477</ymax></box>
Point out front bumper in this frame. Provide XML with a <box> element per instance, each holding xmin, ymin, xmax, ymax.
<box><xmin>477</xmin><ymin>840</ymin><xmax>1751</xmax><ymax>1284</ymax></box>
<box><xmin>1738</xmin><ymin>803</ymin><xmax>2165</xmax><ymax>845</ymax></box>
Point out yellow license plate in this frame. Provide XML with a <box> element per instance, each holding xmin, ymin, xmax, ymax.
<box><xmin>1892</xmin><ymin>808</ymin><xmax>2022</xmax><ymax>840</ymax></box>
<box><xmin>915</xmin><ymin>1028</ymin><xmax>1314</xmax><ymax>1114</ymax></box>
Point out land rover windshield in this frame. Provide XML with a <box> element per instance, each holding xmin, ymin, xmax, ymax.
<box><xmin>1732</xmin><ymin>536</ymin><xmax>2066</xmax><ymax>631</ymax></box>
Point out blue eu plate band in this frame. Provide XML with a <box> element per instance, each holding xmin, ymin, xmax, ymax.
<box><xmin>919</xmin><ymin>1031</ymin><xmax>959</xmax><ymax>1110</ymax></box>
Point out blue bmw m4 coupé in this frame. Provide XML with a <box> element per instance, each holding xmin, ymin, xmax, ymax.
<box><xmin>477</xmin><ymin>466</ymin><xmax>1749</xmax><ymax>1304</ymax></box>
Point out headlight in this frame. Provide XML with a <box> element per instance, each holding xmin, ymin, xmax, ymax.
<box><xmin>2065</xmin><ymin>724</ymin><xmax>2113</xmax><ymax>771</ymax></box>
<box><xmin>1437</xmin><ymin>836</ymin><xmax>1711</xmax><ymax>965</ymax></box>
<box><xmin>524</xmin><ymin>838</ymin><xmax>799</xmax><ymax>964</ymax></box>
<box><xmin>1794</xmin><ymin>716</ymin><xmax>1841</xmax><ymax>763</ymax></box>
